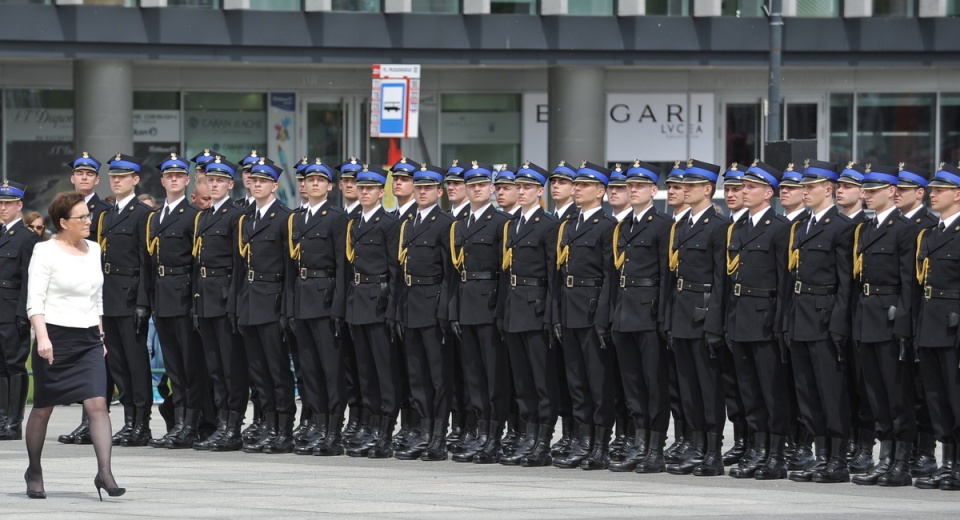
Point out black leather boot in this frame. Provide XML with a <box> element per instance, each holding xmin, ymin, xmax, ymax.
<box><xmin>446</xmin><ymin>412</ymin><xmax>464</xmax><ymax>445</ymax></box>
<box><xmin>608</xmin><ymin>428</ymin><xmax>648</xmax><ymax>472</ymax></box>
<box><xmin>878</xmin><ymin>441</ymin><xmax>913</xmax><ymax>487</ymax></box>
<box><xmin>346</xmin><ymin>414</ymin><xmax>381</xmax><ymax>457</ymax></box>
<box><xmin>755</xmin><ymin>434</ymin><xmax>787</xmax><ymax>480</ymax></box>
<box><xmin>294</xmin><ymin>413</ymin><xmax>328</xmax><ymax>455</ymax></box>
<box><xmin>692</xmin><ymin>432</ymin><xmax>724</xmax><ymax>476</ymax></box>
<box><xmin>501</xmin><ymin>413</ymin><xmax>521</xmax><ymax>457</ymax></box>
<box><xmin>915</xmin><ymin>444</ymin><xmax>956</xmax><ymax>489</ymax></box>
<box><xmin>59</xmin><ymin>416</ymin><xmax>90</xmax><ymax>444</ymax></box>
<box><xmin>852</xmin><ymin>440</ymin><xmax>893</xmax><ymax>485</ymax></box>
<box><xmin>194</xmin><ymin>410</ymin><xmax>229</xmax><ymax>451</ymax></box>
<box><xmin>452</xmin><ymin>419</ymin><xmax>488</xmax><ymax>462</ymax></box>
<box><xmin>264</xmin><ymin>413</ymin><xmax>296</xmax><ymax>453</ymax></box>
<box><xmin>0</xmin><ymin>375</ymin><xmax>8</xmax><ymax>435</ymax></box>
<box><xmin>396</xmin><ymin>417</ymin><xmax>432</xmax><ymax>460</ymax></box>
<box><xmin>314</xmin><ymin>414</ymin><xmax>345</xmax><ymax>456</ymax></box>
<box><xmin>392</xmin><ymin>409</ymin><xmax>413</xmax><ymax>451</ymax></box>
<box><xmin>474</xmin><ymin>421</ymin><xmax>503</xmax><ymax>464</ymax></box>
<box><xmin>449</xmin><ymin>413</ymin><xmax>478</xmax><ymax>454</ymax></box>
<box><xmin>939</xmin><ymin>466</ymin><xmax>960</xmax><ymax>491</ymax></box>
<box><xmin>844</xmin><ymin>429</ymin><xmax>858</xmax><ymax>461</ymax></box>
<box><xmin>666</xmin><ymin>431</ymin><xmax>706</xmax><ymax>475</ymax></box>
<box><xmin>813</xmin><ymin>437</ymin><xmax>850</xmax><ymax>483</ymax></box>
<box><xmin>664</xmin><ymin>420</ymin><xmax>686</xmax><ymax>463</ymax></box>
<box><xmin>636</xmin><ymin>430</ymin><xmax>666</xmax><ymax>474</ymax></box>
<box><xmin>848</xmin><ymin>430</ymin><xmax>876</xmax><ymax>474</ymax></box>
<box><xmin>911</xmin><ymin>432</ymin><xmax>939</xmax><ymax>478</ymax></box>
<box><xmin>501</xmin><ymin>422</ymin><xmax>538</xmax><ymax>466</ymax></box>
<box><xmin>368</xmin><ymin>415</ymin><xmax>395</xmax><ymax>459</ymax></box>
<box><xmin>169</xmin><ymin>409</ymin><xmax>201</xmax><ymax>449</ymax></box>
<box><xmin>553</xmin><ymin>424</ymin><xmax>593</xmax><ymax>469</ymax></box>
<box><xmin>521</xmin><ymin>424</ymin><xmax>554</xmax><ymax>467</ymax></box>
<box><xmin>722</xmin><ymin>422</ymin><xmax>748</xmax><ymax>466</ymax></box>
<box><xmin>341</xmin><ymin>406</ymin><xmax>361</xmax><ymax>443</ymax></box>
<box><xmin>0</xmin><ymin>374</ymin><xmax>28</xmax><ymax>440</ymax></box>
<box><xmin>240</xmin><ymin>413</ymin><xmax>262</xmax><ymax>445</ymax></box>
<box><xmin>787</xmin><ymin>426</ymin><xmax>814</xmax><ymax>470</ymax></box>
<box><xmin>730</xmin><ymin>432</ymin><xmax>768</xmax><ymax>478</ymax></box>
<box><xmin>421</xmin><ymin>421</ymin><xmax>449</xmax><ymax>461</ymax></box>
<box><xmin>211</xmin><ymin>411</ymin><xmax>244</xmax><ymax>452</ymax></box>
<box><xmin>122</xmin><ymin>407</ymin><xmax>153</xmax><ymax>447</ymax></box>
<box><xmin>112</xmin><ymin>405</ymin><xmax>136</xmax><ymax>446</ymax></box>
<box><xmin>608</xmin><ymin>419</ymin><xmax>627</xmax><ymax>461</ymax></box>
<box><xmin>293</xmin><ymin>407</ymin><xmax>314</xmax><ymax>441</ymax></box>
<box><xmin>243</xmin><ymin>412</ymin><xmax>278</xmax><ymax>453</ymax></box>
<box><xmin>581</xmin><ymin>426</ymin><xmax>611</xmax><ymax>470</ymax></box>
<box><xmin>789</xmin><ymin>435</ymin><xmax>829</xmax><ymax>482</ymax></box>
<box><xmin>550</xmin><ymin>416</ymin><xmax>575</xmax><ymax>458</ymax></box>
<box><xmin>152</xmin><ymin>407</ymin><xmax>185</xmax><ymax>448</ymax></box>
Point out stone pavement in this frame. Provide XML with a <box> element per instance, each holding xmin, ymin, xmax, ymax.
<box><xmin>1</xmin><ymin>405</ymin><xmax>957</xmax><ymax>519</ymax></box>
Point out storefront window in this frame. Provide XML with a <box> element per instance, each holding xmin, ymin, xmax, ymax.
<box><xmin>440</xmin><ymin>93</ymin><xmax>521</xmax><ymax>171</ymax></box>
<box><xmin>646</xmin><ymin>0</ymin><xmax>688</xmax><ymax>16</ymax></box>
<box><xmin>796</xmin><ymin>0</ymin><xmax>839</xmax><ymax>17</ymax></box>
<box><xmin>491</xmin><ymin>0</ymin><xmax>536</xmax><ymax>14</ymax></box>
<box><xmin>167</xmin><ymin>0</ymin><xmax>220</xmax><ymax>7</ymax></box>
<box><xmin>786</xmin><ymin>103</ymin><xmax>818</xmax><ymax>141</ymax></box>
<box><xmin>725</xmin><ymin>103</ymin><xmax>760</xmax><ymax>167</ymax></box>
<box><xmin>569</xmin><ymin>0</ymin><xmax>612</xmax><ymax>15</ymax></box>
<box><xmin>857</xmin><ymin>93</ymin><xmax>934</xmax><ymax>169</ymax></box>
<box><xmin>331</xmin><ymin>0</ymin><xmax>380</xmax><ymax>11</ymax></box>
<box><xmin>829</xmin><ymin>93</ymin><xmax>853</xmax><ymax>165</ymax></box>
<box><xmin>412</xmin><ymin>0</ymin><xmax>458</xmax><ymax>13</ymax></box>
<box><xmin>248</xmin><ymin>0</ymin><xmax>300</xmax><ymax>10</ymax></box>
<box><xmin>949</xmin><ymin>0</ymin><xmax>960</xmax><ymax>16</ymax></box>
<box><xmin>941</xmin><ymin>94</ymin><xmax>960</xmax><ymax>166</ymax></box>
<box><xmin>4</xmin><ymin>89</ymin><xmax>73</xmax><ymax>212</ymax></box>
<box><xmin>721</xmin><ymin>0</ymin><xmax>764</xmax><ymax>17</ymax></box>
<box><xmin>873</xmin><ymin>0</ymin><xmax>915</xmax><ymax>16</ymax></box>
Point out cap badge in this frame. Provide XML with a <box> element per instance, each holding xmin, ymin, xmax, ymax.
<box><xmin>82</xmin><ymin>152</ymin><xmax>90</xmax><ymax>158</ymax></box>
<box><xmin>865</xmin><ymin>164</ymin><xmax>872</xmax><ymax>173</ymax></box>
<box><xmin>898</xmin><ymin>162</ymin><xmax>905</xmax><ymax>171</ymax></box>
<box><xmin>633</xmin><ymin>159</ymin><xmax>641</xmax><ymax>167</ymax></box>
<box><xmin>846</xmin><ymin>161</ymin><xmax>855</xmax><ymax>169</ymax></box>
<box><xmin>451</xmin><ymin>159</ymin><xmax>459</xmax><ymax>167</ymax></box>
<box><xmin>786</xmin><ymin>163</ymin><xmax>794</xmax><ymax>172</ymax></box>
<box><xmin>471</xmin><ymin>160</ymin><xmax>479</xmax><ymax>168</ymax></box>
<box><xmin>686</xmin><ymin>159</ymin><xmax>694</xmax><ymax>168</ymax></box>
<box><xmin>115</xmin><ymin>153</ymin><xmax>122</xmax><ymax>161</ymax></box>
<box><xmin>580</xmin><ymin>161</ymin><xmax>587</xmax><ymax>168</ymax></box>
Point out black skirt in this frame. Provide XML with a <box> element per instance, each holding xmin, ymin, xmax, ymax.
<box><xmin>32</xmin><ymin>324</ymin><xmax>107</xmax><ymax>408</ymax></box>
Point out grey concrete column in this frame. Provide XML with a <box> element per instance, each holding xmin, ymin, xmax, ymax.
<box><xmin>547</xmin><ymin>66</ymin><xmax>605</xmax><ymax>170</ymax></box>
<box><xmin>74</xmin><ymin>59</ymin><xmax>133</xmax><ymax>181</ymax></box>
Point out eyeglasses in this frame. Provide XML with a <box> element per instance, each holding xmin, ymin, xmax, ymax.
<box><xmin>65</xmin><ymin>214</ymin><xmax>93</xmax><ymax>222</ymax></box>
<box><xmin>30</xmin><ymin>225</ymin><xmax>44</xmax><ymax>231</ymax></box>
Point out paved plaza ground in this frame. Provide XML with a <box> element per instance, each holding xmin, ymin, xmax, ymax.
<box><xmin>0</xmin><ymin>404</ymin><xmax>957</xmax><ymax>519</ymax></box>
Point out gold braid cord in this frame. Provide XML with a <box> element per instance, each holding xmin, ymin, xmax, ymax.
<box><xmin>916</xmin><ymin>228</ymin><xmax>929</xmax><ymax>285</ymax></box>
<box><xmin>237</xmin><ymin>215</ymin><xmax>250</xmax><ymax>260</ymax></box>
<box><xmin>97</xmin><ymin>211</ymin><xmax>108</xmax><ymax>252</ymax></box>
<box><xmin>501</xmin><ymin>220</ymin><xmax>513</xmax><ymax>271</ymax></box>
<box><xmin>287</xmin><ymin>213</ymin><xmax>300</xmax><ymax>260</ymax></box>
<box><xmin>449</xmin><ymin>221</ymin><xmax>464</xmax><ymax>270</ymax></box>
<box><xmin>667</xmin><ymin>220</ymin><xmax>680</xmax><ymax>272</ymax></box>
<box><xmin>145</xmin><ymin>211</ymin><xmax>160</xmax><ymax>257</ymax></box>
<box><xmin>852</xmin><ymin>223</ymin><xmax>864</xmax><ymax>279</ymax></box>
<box><xmin>191</xmin><ymin>210</ymin><xmax>204</xmax><ymax>258</ymax></box>
<box><xmin>345</xmin><ymin>219</ymin><xmax>356</xmax><ymax>263</ymax></box>
<box><xmin>555</xmin><ymin>220</ymin><xmax>570</xmax><ymax>270</ymax></box>
<box><xmin>725</xmin><ymin>222</ymin><xmax>740</xmax><ymax>275</ymax></box>
<box><xmin>787</xmin><ymin>220</ymin><xmax>801</xmax><ymax>271</ymax></box>
<box><xmin>398</xmin><ymin>219</ymin><xmax>409</xmax><ymax>265</ymax></box>
<box><xmin>612</xmin><ymin>219</ymin><xmax>626</xmax><ymax>270</ymax></box>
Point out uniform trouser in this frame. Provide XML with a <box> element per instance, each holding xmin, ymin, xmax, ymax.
<box><xmin>611</xmin><ymin>346</ymin><xmax>628</xmax><ymax>430</ymax></box>
<box><xmin>240</xmin><ymin>322</ymin><xmax>296</xmax><ymax>416</ymax></box>
<box><xmin>846</xmin><ymin>340</ymin><xmax>874</xmax><ymax>434</ymax></box>
<box><xmin>103</xmin><ymin>315</ymin><xmax>153</xmax><ymax>409</ymax></box>
<box><xmin>612</xmin><ymin>330</ymin><xmax>669</xmax><ymax>434</ymax></box>
<box><xmin>918</xmin><ymin>347</ymin><xmax>960</xmax><ymax>444</ymax></box>
<box><xmin>285</xmin><ymin>331</ymin><xmax>305</xmax><ymax>415</ymax></box>
<box><xmin>154</xmin><ymin>316</ymin><xmax>208</xmax><ymax>411</ymax></box>
<box><xmin>294</xmin><ymin>317</ymin><xmax>344</xmax><ymax>418</ymax></box>
<box><xmin>722</xmin><ymin>344</ymin><xmax>747</xmax><ymax>428</ymax></box>
<box><xmin>562</xmin><ymin>326</ymin><xmax>614</xmax><ymax>428</ymax></box>
<box><xmin>462</xmin><ymin>324</ymin><xmax>509</xmax><ymax>423</ymax></box>
<box><xmin>197</xmin><ymin>316</ymin><xmax>249</xmax><ymax>414</ymax></box>
<box><xmin>671</xmin><ymin>338</ymin><xmax>724</xmax><ymax>435</ymax></box>
<box><xmin>555</xmin><ymin>336</ymin><xmax>572</xmax><ymax>420</ymax></box>
<box><xmin>666</xmin><ymin>347</ymin><xmax>685</xmax><ymax>426</ymax></box>
<box><xmin>405</xmin><ymin>325</ymin><xmax>452</xmax><ymax>423</ymax></box>
<box><xmin>350</xmin><ymin>322</ymin><xmax>400</xmax><ymax>420</ymax></box>
<box><xmin>396</xmin><ymin>336</ymin><xmax>412</xmax><ymax>415</ymax></box>
<box><xmin>914</xmin><ymin>362</ymin><xmax>934</xmax><ymax>438</ymax></box>
<box><xmin>859</xmin><ymin>340</ymin><xmax>916</xmax><ymax>442</ymax></box>
<box><xmin>506</xmin><ymin>330</ymin><xmax>557</xmax><ymax>426</ymax></box>
<box><xmin>729</xmin><ymin>340</ymin><xmax>790</xmax><ymax>436</ymax></box>
<box><xmin>449</xmin><ymin>333</ymin><xmax>466</xmax><ymax>423</ymax></box>
<box><xmin>341</xmin><ymin>327</ymin><xmax>362</xmax><ymax>411</ymax></box>
<box><xmin>0</xmin><ymin>322</ymin><xmax>29</xmax><ymax>376</ymax></box>
<box><xmin>790</xmin><ymin>340</ymin><xmax>850</xmax><ymax>440</ymax></box>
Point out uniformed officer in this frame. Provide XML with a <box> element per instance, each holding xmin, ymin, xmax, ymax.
<box><xmin>287</xmin><ymin>157</ymin><xmax>312</xmax><ymax>443</ymax></box>
<box><xmin>606</xmin><ymin>166</ymin><xmax>632</xmax><ymax>223</ymax></box>
<box><xmin>663</xmin><ymin>159</ymin><xmax>727</xmax><ymax>477</ymax></box>
<box><xmin>443</xmin><ymin>160</ymin><xmax>470</xmax><ymax>446</ymax></box>
<box><xmin>286</xmin><ymin>159</ymin><xmax>349</xmax><ymax>457</ymax></box>
<box><xmin>145</xmin><ymin>154</ymin><xmax>208</xmax><ymax>449</ymax></box>
<box><xmin>552</xmin><ymin>162</ymin><xmax>617</xmax><ymax>471</ymax></box>
<box><xmin>780</xmin><ymin>164</ymin><xmax>808</xmax><ymax>223</ymax></box>
<box><xmin>236</xmin><ymin>158</ymin><xmax>296</xmax><ymax>455</ymax></box>
<box><xmin>494</xmin><ymin>166</ymin><xmax>520</xmax><ymax>217</ymax></box>
<box><xmin>785</xmin><ymin>160</ymin><xmax>855</xmax><ymax>484</ymax></box>
<box><xmin>391</xmin><ymin>157</ymin><xmax>419</xmax><ymax>220</ymax></box>
<box><xmin>343</xmin><ymin>165</ymin><xmax>402</xmax><ymax>459</ymax></box>
<box><xmin>837</xmin><ymin>164</ymin><xmax>866</xmax><ymax>221</ymax></box>
<box><xmin>335</xmin><ymin>157</ymin><xmax>364</xmax><ymax>443</ymax></box>
<box><xmin>57</xmin><ymin>152</ymin><xmax>112</xmax><ymax>446</ymax></box>
<box><xmin>393</xmin><ymin>164</ymin><xmax>456</xmax><ymax>462</ymax></box>
<box><xmin>98</xmin><ymin>153</ymin><xmax>153</xmax><ymax>447</ymax></box>
<box><xmin>0</xmin><ymin>181</ymin><xmax>38</xmax><ymax>441</ymax></box>
<box><xmin>496</xmin><ymin>162</ymin><xmax>559</xmax><ymax>467</ymax></box>
<box><xmin>913</xmin><ymin>162</ymin><xmax>960</xmax><ymax>490</ymax></box>
<box><xmin>191</xmin><ymin>156</ymin><xmax>249</xmax><ymax>452</ymax></box>
<box><xmin>449</xmin><ymin>162</ymin><xmax>511</xmax><ymax>464</ymax></box>
<box><xmin>846</xmin><ymin>164</ymin><xmax>918</xmax><ymax>487</ymax></box>
<box><xmin>446</xmin><ymin>160</ymin><xmax>470</xmax><ymax>221</ymax></box>
<box><xmin>605</xmin><ymin>161</ymin><xmax>671</xmax><ymax>474</ymax></box>
<box><xmin>724</xmin><ymin>161</ymin><xmax>792</xmax><ymax>480</ymax></box>
<box><xmin>339</xmin><ymin>158</ymin><xmax>363</xmax><ymax>218</ymax></box>
<box><xmin>234</xmin><ymin>151</ymin><xmax>267</xmax><ymax>213</ymax></box>
<box><xmin>294</xmin><ymin>157</ymin><xmax>311</xmax><ymax>209</ymax></box>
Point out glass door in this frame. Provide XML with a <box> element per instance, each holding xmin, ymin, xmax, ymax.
<box><xmin>300</xmin><ymin>96</ymin><xmax>347</xmax><ymax>206</ymax></box>
<box><xmin>724</xmin><ymin>101</ymin><xmax>762</xmax><ymax>167</ymax></box>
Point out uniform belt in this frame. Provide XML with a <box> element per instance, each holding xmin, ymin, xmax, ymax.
<box><xmin>510</xmin><ymin>275</ymin><xmax>547</xmax><ymax>287</ymax></box>
<box><xmin>461</xmin><ymin>271</ymin><xmax>498</xmax><ymax>282</ymax></box>
<box><xmin>405</xmin><ymin>274</ymin><xmax>443</xmax><ymax>286</ymax></box>
<box><xmin>619</xmin><ymin>276</ymin><xmax>657</xmax><ymax>288</ymax></box>
<box><xmin>565</xmin><ymin>276</ymin><xmax>603</xmax><ymax>288</ymax></box>
<box><xmin>793</xmin><ymin>281</ymin><xmax>835</xmax><ymax>295</ymax></box>
<box><xmin>300</xmin><ymin>268</ymin><xmax>335</xmax><ymax>280</ymax></box>
<box><xmin>157</xmin><ymin>265</ymin><xmax>190</xmax><ymax>277</ymax></box>
<box><xmin>676</xmin><ymin>278</ymin><xmax>711</xmax><ymax>293</ymax></box>
<box><xmin>247</xmin><ymin>270</ymin><xmax>282</xmax><ymax>283</ymax></box>
<box><xmin>199</xmin><ymin>266</ymin><xmax>231</xmax><ymax>278</ymax></box>
<box><xmin>861</xmin><ymin>283</ymin><xmax>899</xmax><ymax>296</ymax></box>
<box><xmin>732</xmin><ymin>283</ymin><xmax>776</xmax><ymax>297</ymax></box>
<box><xmin>923</xmin><ymin>286</ymin><xmax>960</xmax><ymax>300</ymax></box>
<box><xmin>103</xmin><ymin>263</ymin><xmax>138</xmax><ymax>276</ymax></box>
<box><xmin>354</xmin><ymin>272</ymin><xmax>388</xmax><ymax>284</ymax></box>
<box><xmin>0</xmin><ymin>279</ymin><xmax>20</xmax><ymax>289</ymax></box>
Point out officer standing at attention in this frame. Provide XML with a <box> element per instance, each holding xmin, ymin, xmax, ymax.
<box><xmin>393</xmin><ymin>164</ymin><xmax>456</xmax><ymax>462</ymax></box>
<box><xmin>913</xmin><ymin>162</ymin><xmax>960</xmax><ymax>491</ymax></box>
<box><xmin>443</xmin><ymin>160</ymin><xmax>470</xmax><ymax>447</ymax></box>
<box><xmin>145</xmin><ymin>154</ymin><xmax>207</xmax><ymax>449</ymax></box>
<box><xmin>494</xmin><ymin>166</ymin><xmax>521</xmax><ymax>217</ymax></box>
<box><xmin>724</xmin><ymin>162</ymin><xmax>792</xmax><ymax>481</ymax></box>
<box><xmin>605</xmin><ymin>161</ymin><xmax>671</xmax><ymax>474</ymax></box>
<box><xmin>552</xmin><ymin>162</ymin><xmax>617</xmax><ymax>471</ymax></box>
<box><xmin>446</xmin><ymin>160</ymin><xmax>470</xmax><ymax>221</ymax></box>
<box><xmin>236</xmin><ymin>158</ymin><xmax>296</xmax><ymax>455</ymax></box>
<box><xmin>496</xmin><ymin>162</ymin><xmax>559</xmax><ymax>468</ymax></box>
<box><xmin>837</xmin><ymin>164</ymin><xmax>867</xmax><ymax>222</ymax></box>
<box><xmin>780</xmin><ymin>164</ymin><xmax>808</xmax><ymax>223</ymax></box>
<box><xmin>0</xmin><ymin>181</ymin><xmax>38</xmax><ymax>441</ymax></box>
<box><xmin>663</xmin><ymin>159</ymin><xmax>727</xmax><ymax>477</ymax></box>
<box><xmin>98</xmin><ymin>154</ymin><xmax>153</xmax><ymax>447</ymax></box>
<box><xmin>287</xmin><ymin>159</ymin><xmax>349</xmax><ymax>458</ymax></box>
<box><xmin>785</xmin><ymin>160</ymin><xmax>855</xmax><ymax>484</ymax></box>
<box><xmin>287</xmin><ymin>157</ymin><xmax>312</xmax><ymax>443</ymax></box>
<box><xmin>234</xmin><ymin>150</ymin><xmax>262</xmax><ymax>212</ymax></box>
<box><xmin>191</xmin><ymin>156</ymin><xmax>249</xmax><ymax>452</ymax></box>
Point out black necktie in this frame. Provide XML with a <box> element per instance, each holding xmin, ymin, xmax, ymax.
<box><xmin>576</xmin><ymin>213</ymin><xmax>584</xmax><ymax>231</ymax></box>
<box><xmin>253</xmin><ymin>211</ymin><xmax>261</xmax><ymax>230</ymax></box>
<box><xmin>0</xmin><ymin>225</ymin><xmax>6</xmax><ymax>236</ymax></box>
<box><xmin>517</xmin><ymin>216</ymin><xmax>525</xmax><ymax>233</ymax></box>
<box><xmin>414</xmin><ymin>213</ymin><xmax>422</xmax><ymax>229</ymax></box>
<box><xmin>806</xmin><ymin>216</ymin><xmax>817</xmax><ymax>234</ymax></box>
<box><xmin>689</xmin><ymin>217</ymin><xmax>695</xmax><ymax>228</ymax></box>
<box><xmin>468</xmin><ymin>214</ymin><xmax>476</xmax><ymax>228</ymax></box>
<box><xmin>304</xmin><ymin>209</ymin><xmax>311</xmax><ymax>224</ymax></box>
<box><xmin>161</xmin><ymin>205</ymin><xmax>171</xmax><ymax>224</ymax></box>
<box><xmin>746</xmin><ymin>218</ymin><xmax>754</xmax><ymax>232</ymax></box>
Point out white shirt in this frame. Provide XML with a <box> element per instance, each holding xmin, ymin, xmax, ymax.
<box><xmin>579</xmin><ymin>206</ymin><xmax>603</xmax><ymax>222</ymax></box>
<box><xmin>845</xmin><ymin>208</ymin><xmax>863</xmax><ymax>220</ymax></box>
<box><xmin>939</xmin><ymin>211</ymin><xmax>960</xmax><ymax>230</ymax></box>
<box><xmin>160</xmin><ymin>195</ymin><xmax>185</xmax><ymax>222</ymax></box>
<box><xmin>614</xmin><ymin>207</ymin><xmax>632</xmax><ymax>222</ymax></box>
<box><xmin>810</xmin><ymin>206</ymin><xmax>832</xmax><ymax>225</ymax></box>
<box><xmin>469</xmin><ymin>203</ymin><xmax>493</xmax><ymax>223</ymax></box>
<box><xmin>246</xmin><ymin>195</ymin><xmax>255</xmax><ymax>207</ymax></box>
<box><xmin>397</xmin><ymin>199</ymin><xmax>416</xmax><ymax>217</ymax></box>
<box><xmin>451</xmin><ymin>201</ymin><xmax>470</xmax><ymax>217</ymax></box>
<box><xmin>363</xmin><ymin>204</ymin><xmax>382</xmax><ymax>222</ymax></box>
<box><xmin>673</xmin><ymin>207</ymin><xmax>691</xmax><ymax>222</ymax></box>
<box><xmin>254</xmin><ymin>198</ymin><xmax>276</xmax><ymax>220</ymax></box>
<box><xmin>416</xmin><ymin>204</ymin><xmax>438</xmax><ymax>223</ymax></box>
<box><xmin>633</xmin><ymin>205</ymin><xmax>654</xmax><ymax>223</ymax></box>
<box><xmin>344</xmin><ymin>200</ymin><xmax>360</xmax><ymax>214</ymax></box>
<box><xmin>874</xmin><ymin>206</ymin><xmax>897</xmax><ymax>228</ymax></box>
<box><xmin>115</xmin><ymin>193</ymin><xmax>136</xmax><ymax>212</ymax></box>
<box><xmin>688</xmin><ymin>206</ymin><xmax>710</xmax><ymax>226</ymax></box>
<box><xmin>306</xmin><ymin>200</ymin><xmax>328</xmax><ymax>219</ymax></box>
<box><xmin>785</xmin><ymin>208</ymin><xmax>806</xmax><ymax>221</ymax></box>
<box><xmin>555</xmin><ymin>202</ymin><xmax>574</xmax><ymax>220</ymax></box>
<box><xmin>27</xmin><ymin>240</ymin><xmax>103</xmax><ymax>328</ymax></box>
<box><xmin>749</xmin><ymin>207</ymin><xmax>769</xmax><ymax>227</ymax></box>
<box><xmin>504</xmin><ymin>206</ymin><xmax>520</xmax><ymax>216</ymax></box>
<box><xmin>731</xmin><ymin>208</ymin><xmax>748</xmax><ymax>223</ymax></box>
<box><xmin>3</xmin><ymin>218</ymin><xmax>22</xmax><ymax>231</ymax></box>
<box><xmin>211</xmin><ymin>196</ymin><xmax>230</xmax><ymax>212</ymax></box>
<box><xmin>904</xmin><ymin>205</ymin><xmax>923</xmax><ymax>219</ymax></box>
<box><xmin>84</xmin><ymin>192</ymin><xmax>96</xmax><ymax>204</ymax></box>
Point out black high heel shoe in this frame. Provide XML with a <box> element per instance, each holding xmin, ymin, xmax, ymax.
<box><xmin>24</xmin><ymin>470</ymin><xmax>46</xmax><ymax>499</ymax></box>
<box><xmin>93</xmin><ymin>474</ymin><xmax>126</xmax><ymax>501</ymax></box>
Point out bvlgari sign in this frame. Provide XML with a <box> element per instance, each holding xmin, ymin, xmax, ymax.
<box><xmin>605</xmin><ymin>93</ymin><xmax>714</xmax><ymax>163</ymax></box>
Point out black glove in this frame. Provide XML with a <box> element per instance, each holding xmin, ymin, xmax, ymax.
<box><xmin>394</xmin><ymin>320</ymin><xmax>405</xmax><ymax>342</ymax></box>
<box><xmin>553</xmin><ymin>324</ymin><xmax>563</xmax><ymax>344</ymax></box>
<box><xmin>656</xmin><ymin>327</ymin><xmax>668</xmax><ymax>347</ymax></box>
<box><xmin>16</xmin><ymin>316</ymin><xmax>29</xmax><ymax>337</ymax></box>
<box><xmin>227</xmin><ymin>312</ymin><xmax>238</xmax><ymax>334</ymax></box>
<box><xmin>134</xmin><ymin>305</ymin><xmax>151</xmax><ymax>335</ymax></box>
<box><xmin>191</xmin><ymin>313</ymin><xmax>200</xmax><ymax>332</ymax></box>
<box><xmin>495</xmin><ymin>318</ymin><xmax>505</xmax><ymax>341</ymax></box>
<box><xmin>777</xmin><ymin>332</ymin><xmax>791</xmax><ymax>364</ymax></box>
<box><xmin>896</xmin><ymin>335</ymin><xmax>911</xmax><ymax>362</ymax></box>
<box><xmin>705</xmin><ymin>332</ymin><xmax>724</xmax><ymax>359</ymax></box>
<box><xmin>333</xmin><ymin>317</ymin><xmax>343</xmax><ymax>338</ymax></box>
<box><xmin>280</xmin><ymin>317</ymin><xmax>292</xmax><ymax>343</ymax></box>
<box><xmin>387</xmin><ymin>319</ymin><xmax>398</xmax><ymax>344</ymax></box>
<box><xmin>451</xmin><ymin>320</ymin><xmax>462</xmax><ymax>342</ymax></box>
<box><xmin>543</xmin><ymin>323</ymin><xmax>554</xmax><ymax>349</ymax></box>
<box><xmin>666</xmin><ymin>331</ymin><xmax>673</xmax><ymax>351</ymax></box>
<box><xmin>595</xmin><ymin>325</ymin><xmax>611</xmax><ymax>350</ymax></box>
<box><xmin>439</xmin><ymin>319</ymin><xmax>450</xmax><ymax>345</ymax></box>
<box><xmin>830</xmin><ymin>332</ymin><xmax>848</xmax><ymax>363</ymax></box>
